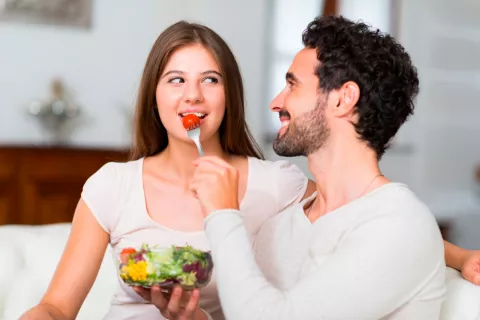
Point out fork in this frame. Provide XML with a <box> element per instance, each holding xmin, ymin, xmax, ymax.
<box><xmin>187</xmin><ymin>126</ymin><xmax>204</xmax><ymax>157</ymax></box>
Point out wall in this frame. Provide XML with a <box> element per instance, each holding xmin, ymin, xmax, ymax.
<box><xmin>265</xmin><ymin>1</ymin><xmax>480</xmax><ymax>248</ymax></box>
<box><xmin>394</xmin><ymin>0</ymin><xmax>480</xmax><ymax>248</ymax></box>
<box><xmin>0</xmin><ymin>0</ymin><xmax>269</xmax><ymax>149</ymax></box>
<box><xmin>265</xmin><ymin>0</ymin><xmax>394</xmax><ymax>175</ymax></box>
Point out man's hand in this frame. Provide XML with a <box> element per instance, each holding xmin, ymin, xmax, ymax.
<box><xmin>133</xmin><ymin>286</ymin><xmax>207</xmax><ymax>319</ymax></box>
<box><xmin>461</xmin><ymin>250</ymin><xmax>480</xmax><ymax>285</ymax></box>
<box><xmin>190</xmin><ymin>156</ymin><xmax>240</xmax><ymax>217</ymax></box>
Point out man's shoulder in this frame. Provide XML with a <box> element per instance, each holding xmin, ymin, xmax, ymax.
<box><xmin>353</xmin><ymin>183</ymin><xmax>442</xmax><ymax>246</ymax></box>
<box><xmin>366</xmin><ymin>183</ymin><xmax>435</xmax><ymax>221</ymax></box>
<box><xmin>247</xmin><ymin>157</ymin><xmax>308</xmax><ymax>204</ymax></box>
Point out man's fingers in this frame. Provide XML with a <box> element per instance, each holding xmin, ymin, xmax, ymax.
<box><xmin>472</xmin><ymin>274</ymin><xmax>480</xmax><ymax>286</ymax></box>
<box><xmin>189</xmin><ymin>172</ymin><xmax>212</xmax><ymax>194</ymax></box>
<box><xmin>463</xmin><ymin>267</ymin><xmax>480</xmax><ymax>286</ymax></box>
<box><xmin>194</xmin><ymin>159</ymin><xmax>225</xmax><ymax>176</ymax></box>
<box><xmin>193</xmin><ymin>156</ymin><xmax>231</xmax><ymax>169</ymax></box>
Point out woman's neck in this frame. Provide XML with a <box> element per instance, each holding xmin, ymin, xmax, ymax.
<box><xmin>153</xmin><ymin>135</ymin><xmax>228</xmax><ymax>181</ymax></box>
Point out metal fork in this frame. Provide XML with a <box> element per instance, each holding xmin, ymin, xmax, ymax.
<box><xmin>187</xmin><ymin>126</ymin><xmax>204</xmax><ymax>156</ymax></box>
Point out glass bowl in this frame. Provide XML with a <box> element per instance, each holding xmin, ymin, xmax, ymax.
<box><xmin>117</xmin><ymin>244</ymin><xmax>213</xmax><ymax>290</ymax></box>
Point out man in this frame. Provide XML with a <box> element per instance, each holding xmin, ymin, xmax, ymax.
<box><xmin>140</xmin><ymin>15</ymin><xmax>480</xmax><ymax>320</ymax></box>
<box><xmin>189</xmin><ymin>15</ymin><xmax>446</xmax><ymax>319</ymax></box>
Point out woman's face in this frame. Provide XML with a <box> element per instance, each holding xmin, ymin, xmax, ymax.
<box><xmin>156</xmin><ymin>44</ymin><xmax>225</xmax><ymax>144</ymax></box>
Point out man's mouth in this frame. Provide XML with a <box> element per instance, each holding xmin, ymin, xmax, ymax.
<box><xmin>279</xmin><ymin>110</ymin><xmax>291</xmax><ymax>129</ymax></box>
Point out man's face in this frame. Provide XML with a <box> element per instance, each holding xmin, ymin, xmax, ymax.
<box><xmin>270</xmin><ymin>48</ymin><xmax>330</xmax><ymax>157</ymax></box>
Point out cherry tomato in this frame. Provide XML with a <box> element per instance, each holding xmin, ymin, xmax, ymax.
<box><xmin>182</xmin><ymin>114</ymin><xmax>200</xmax><ymax>130</ymax></box>
<box><xmin>120</xmin><ymin>247</ymin><xmax>136</xmax><ymax>264</ymax></box>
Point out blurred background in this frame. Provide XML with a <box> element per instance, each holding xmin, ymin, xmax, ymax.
<box><xmin>0</xmin><ymin>0</ymin><xmax>479</xmax><ymax>248</ymax></box>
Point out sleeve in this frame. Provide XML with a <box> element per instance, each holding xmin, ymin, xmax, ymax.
<box><xmin>81</xmin><ymin>162</ymin><xmax>121</xmax><ymax>234</ymax></box>
<box><xmin>204</xmin><ymin>210</ymin><xmax>444</xmax><ymax>320</ymax></box>
<box><xmin>271</xmin><ymin>160</ymin><xmax>309</xmax><ymax>212</ymax></box>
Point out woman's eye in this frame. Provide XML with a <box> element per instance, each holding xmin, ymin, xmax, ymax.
<box><xmin>203</xmin><ymin>77</ymin><xmax>218</xmax><ymax>84</ymax></box>
<box><xmin>168</xmin><ymin>77</ymin><xmax>184</xmax><ymax>84</ymax></box>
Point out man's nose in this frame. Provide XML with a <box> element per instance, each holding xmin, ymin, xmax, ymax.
<box><xmin>269</xmin><ymin>90</ymin><xmax>285</xmax><ymax>112</ymax></box>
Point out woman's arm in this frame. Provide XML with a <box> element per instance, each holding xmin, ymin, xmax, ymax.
<box><xmin>20</xmin><ymin>199</ymin><xmax>109</xmax><ymax>320</ymax></box>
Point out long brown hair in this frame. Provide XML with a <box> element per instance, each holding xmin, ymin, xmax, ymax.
<box><xmin>130</xmin><ymin>21</ymin><xmax>264</xmax><ymax>160</ymax></box>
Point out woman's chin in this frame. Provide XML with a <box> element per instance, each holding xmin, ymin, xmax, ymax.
<box><xmin>168</xmin><ymin>132</ymin><xmax>217</xmax><ymax>144</ymax></box>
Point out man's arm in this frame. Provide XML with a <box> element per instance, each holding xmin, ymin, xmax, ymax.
<box><xmin>444</xmin><ymin>240</ymin><xmax>471</xmax><ymax>270</ymax></box>
<box><xmin>445</xmin><ymin>240</ymin><xmax>480</xmax><ymax>285</ymax></box>
<box><xmin>205</xmin><ymin>210</ymin><xmax>444</xmax><ymax>320</ymax></box>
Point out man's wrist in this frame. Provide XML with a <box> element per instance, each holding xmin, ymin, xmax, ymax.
<box><xmin>203</xmin><ymin>208</ymin><xmax>240</xmax><ymax>222</ymax></box>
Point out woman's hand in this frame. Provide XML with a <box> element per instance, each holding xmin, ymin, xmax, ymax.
<box><xmin>133</xmin><ymin>286</ymin><xmax>207</xmax><ymax>319</ymax></box>
<box><xmin>461</xmin><ymin>250</ymin><xmax>480</xmax><ymax>285</ymax></box>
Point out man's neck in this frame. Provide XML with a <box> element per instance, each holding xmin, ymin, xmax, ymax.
<box><xmin>307</xmin><ymin>136</ymin><xmax>385</xmax><ymax>218</ymax></box>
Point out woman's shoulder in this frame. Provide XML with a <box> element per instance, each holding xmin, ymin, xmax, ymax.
<box><xmin>83</xmin><ymin>158</ymin><xmax>143</xmax><ymax>194</ymax></box>
<box><xmin>91</xmin><ymin>158</ymin><xmax>142</xmax><ymax>178</ymax></box>
<box><xmin>247</xmin><ymin>157</ymin><xmax>309</xmax><ymax>207</ymax></box>
<box><xmin>81</xmin><ymin>159</ymin><xmax>143</xmax><ymax>234</ymax></box>
<box><xmin>248</xmin><ymin>157</ymin><xmax>307</xmax><ymax>180</ymax></box>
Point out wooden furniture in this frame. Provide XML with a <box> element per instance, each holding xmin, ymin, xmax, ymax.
<box><xmin>0</xmin><ymin>145</ymin><xmax>128</xmax><ymax>225</ymax></box>
<box><xmin>439</xmin><ymin>221</ymin><xmax>452</xmax><ymax>242</ymax></box>
<box><xmin>322</xmin><ymin>0</ymin><xmax>338</xmax><ymax>16</ymax></box>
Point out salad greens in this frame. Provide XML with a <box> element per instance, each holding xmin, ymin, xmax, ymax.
<box><xmin>119</xmin><ymin>244</ymin><xmax>213</xmax><ymax>289</ymax></box>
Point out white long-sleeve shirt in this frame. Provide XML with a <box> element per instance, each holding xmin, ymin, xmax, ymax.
<box><xmin>205</xmin><ymin>183</ymin><xmax>446</xmax><ymax>320</ymax></box>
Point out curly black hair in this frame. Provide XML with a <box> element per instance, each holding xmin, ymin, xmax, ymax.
<box><xmin>302</xmin><ymin>15</ymin><xmax>419</xmax><ymax>158</ymax></box>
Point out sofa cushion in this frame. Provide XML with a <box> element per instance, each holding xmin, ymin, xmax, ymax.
<box><xmin>441</xmin><ymin>267</ymin><xmax>480</xmax><ymax>320</ymax></box>
<box><xmin>0</xmin><ymin>223</ymin><xmax>119</xmax><ymax>320</ymax></box>
<box><xmin>1</xmin><ymin>223</ymin><xmax>479</xmax><ymax>320</ymax></box>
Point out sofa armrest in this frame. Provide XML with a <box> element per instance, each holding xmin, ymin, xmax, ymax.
<box><xmin>441</xmin><ymin>267</ymin><xmax>480</xmax><ymax>320</ymax></box>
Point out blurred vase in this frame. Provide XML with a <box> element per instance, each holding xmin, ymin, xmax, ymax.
<box><xmin>27</xmin><ymin>79</ymin><xmax>82</xmax><ymax>145</ymax></box>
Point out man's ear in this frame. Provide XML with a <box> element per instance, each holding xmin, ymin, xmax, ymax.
<box><xmin>331</xmin><ymin>81</ymin><xmax>360</xmax><ymax>118</ymax></box>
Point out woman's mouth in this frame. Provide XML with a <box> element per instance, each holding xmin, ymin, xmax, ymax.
<box><xmin>178</xmin><ymin>112</ymin><xmax>209</xmax><ymax>126</ymax></box>
<box><xmin>179</xmin><ymin>112</ymin><xmax>207</xmax><ymax>119</ymax></box>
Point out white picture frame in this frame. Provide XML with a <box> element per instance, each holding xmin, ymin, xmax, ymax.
<box><xmin>0</xmin><ymin>0</ymin><xmax>92</xmax><ymax>29</ymax></box>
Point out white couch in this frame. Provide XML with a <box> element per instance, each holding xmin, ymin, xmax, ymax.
<box><xmin>0</xmin><ymin>223</ymin><xmax>479</xmax><ymax>320</ymax></box>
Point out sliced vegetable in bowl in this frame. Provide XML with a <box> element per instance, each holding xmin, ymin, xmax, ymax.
<box><xmin>117</xmin><ymin>244</ymin><xmax>213</xmax><ymax>290</ymax></box>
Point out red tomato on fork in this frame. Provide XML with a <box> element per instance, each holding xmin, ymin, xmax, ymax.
<box><xmin>182</xmin><ymin>114</ymin><xmax>201</xmax><ymax>130</ymax></box>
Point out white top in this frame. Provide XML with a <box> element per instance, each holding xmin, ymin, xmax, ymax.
<box><xmin>205</xmin><ymin>183</ymin><xmax>446</xmax><ymax>320</ymax></box>
<box><xmin>81</xmin><ymin>157</ymin><xmax>308</xmax><ymax>320</ymax></box>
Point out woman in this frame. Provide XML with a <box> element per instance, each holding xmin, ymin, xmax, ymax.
<box><xmin>20</xmin><ymin>21</ymin><xmax>314</xmax><ymax>320</ymax></box>
<box><xmin>21</xmin><ymin>20</ymin><xmax>479</xmax><ymax>320</ymax></box>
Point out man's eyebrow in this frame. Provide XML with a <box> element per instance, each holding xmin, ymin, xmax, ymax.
<box><xmin>286</xmin><ymin>72</ymin><xmax>301</xmax><ymax>84</ymax></box>
<box><xmin>161</xmin><ymin>70</ymin><xmax>222</xmax><ymax>79</ymax></box>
